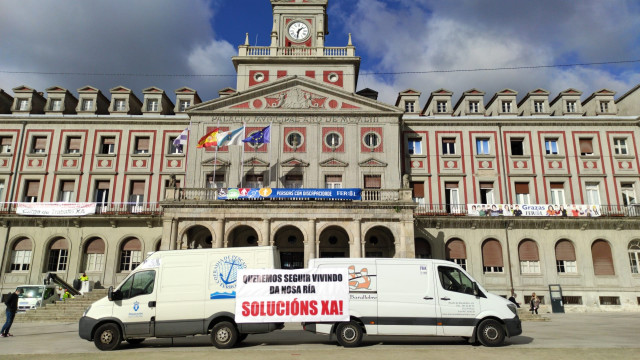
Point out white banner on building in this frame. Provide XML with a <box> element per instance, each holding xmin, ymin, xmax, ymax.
<box><xmin>467</xmin><ymin>204</ymin><xmax>601</xmax><ymax>217</ymax></box>
<box><xmin>235</xmin><ymin>268</ymin><xmax>349</xmax><ymax>323</ymax></box>
<box><xmin>16</xmin><ymin>202</ymin><xmax>97</xmax><ymax>217</ymax></box>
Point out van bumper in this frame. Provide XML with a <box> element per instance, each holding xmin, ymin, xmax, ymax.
<box><xmin>79</xmin><ymin>316</ymin><xmax>98</xmax><ymax>341</ymax></box>
<box><xmin>504</xmin><ymin>316</ymin><xmax>522</xmax><ymax>337</ymax></box>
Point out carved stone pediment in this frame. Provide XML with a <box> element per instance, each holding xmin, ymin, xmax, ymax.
<box><xmin>359</xmin><ymin>158</ymin><xmax>387</xmax><ymax>167</ymax></box>
<box><xmin>243</xmin><ymin>157</ymin><xmax>270</xmax><ymax>167</ymax></box>
<box><xmin>281</xmin><ymin>157</ymin><xmax>310</xmax><ymax>167</ymax></box>
<box><xmin>320</xmin><ymin>158</ymin><xmax>348</xmax><ymax>167</ymax></box>
<box><xmin>202</xmin><ymin>157</ymin><xmax>230</xmax><ymax>167</ymax></box>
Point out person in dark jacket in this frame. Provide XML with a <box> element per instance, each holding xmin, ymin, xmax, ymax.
<box><xmin>2</xmin><ymin>288</ymin><xmax>22</xmax><ymax>337</ymax></box>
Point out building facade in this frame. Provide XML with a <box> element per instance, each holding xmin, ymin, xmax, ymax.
<box><xmin>1</xmin><ymin>0</ymin><xmax>640</xmax><ymax>311</ymax></box>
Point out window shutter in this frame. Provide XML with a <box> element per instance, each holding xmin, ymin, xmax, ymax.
<box><xmin>86</xmin><ymin>239</ymin><xmax>105</xmax><ymax>254</ymax></box>
<box><xmin>34</xmin><ymin>137</ymin><xmax>47</xmax><ymax>150</ymax></box>
<box><xmin>123</xmin><ymin>238</ymin><xmax>141</xmax><ymax>251</ymax></box>
<box><xmin>1</xmin><ymin>137</ymin><xmax>12</xmax><ymax>146</ymax></box>
<box><xmin>131</xmin><ymin>181</ymin><xmax>145</xmax><ymax>195</ymax></box>
<box><xmin>555</xmin><ymin>240</ymin><xmax>576</xmax><ymax>261</ymax></box>
<box><xmin>246</xmin><ymin>175</ymin><xmax>263</xmax><ymax>182</ymax></box>
<box><xmin>286</xmin><ymin>174</ymin><xmax>303</xmax><ymax>181</ymax></box>
<box><xmin>364</xmin><ymin>175</ymin><xmax>381</xmax><ymax>189</ymax></box>
<box><xmin>103</xmin><ymin>137</ymin><xmax>115</xmax><ymax>145</ymax></box>
<box><xmin>326</xmin><ymin>175</ymin><xmax>342</xmax><ymax>183</ymax></box>
<box><xmin>446</xmin><ymin>239</ymin><xmax>467</xmax><ymax>259</ymax></box>
<box><xmin>68</xmin><ymin>137</ymin><xmax>81</xmax><ymax>150</ymax></box>
<box><xmin>62</xmin><ymin>181</ymin><xmax>75</xmax><ymax>192</ymax></box>
<box><xmin>50</xmin><ymin>238</ymin><xmax>68</xmax><ymax>250</ymax></box>
<box><xmin>592</xmin><ymin>240</ymin><xmax>615</xmax><ymax>275</ymax></box>
<box><xmin>518</xmin><ymin>240</ymin><xmax>539</xmax><ymax>261</ymax></box>
<box><xmin>26</xmin><ymin>181</ymin><xmax>40</xmax><ymax>197</ymax></box>
<box><xmin>411</xmin><ymin>182</ymin><xmax>424</xmax><ymax>198</ymax></box>
<box><xmin>445</xmin><ymin>182</ymin><xmax>458</xmax><ymax>189</ymax></box>
<box><xmin>480</xmin><ymin>182</ymin><xmax>493</xmax><ymax>189</ymax></box>
<box><xmin>482</xmin><ymin>240</ymin><xmax>503</xmax><ymax>267</ymax></box>
<box><xmin>137</xmin><ymin>137</ymin><xmax>150</xmax><ymax>151</ymax></box>
<box><xmin>97</xmin><ymin>181</ymin><xmax>111</xmax><ymax>190</ymax></box>
<box><xmin>550</xmin><ymin>182</ymin><xmax>564</xmax><ymax>189</ymax></box>
<box><xmin>515</xmin><ymin>183</ymin><xmax>529</xmax><ymax>194</ymax></box>
<box><xmin>13</xmin><ymin>238</ymin><xmax>32</xmax><ymax>251</ymax></box>
<box><xmin>442</xmin><ymin>138</ymin><xmax>455</xmax><ymax>143</ymax></box>
<box><xmin>579</xmin><ymin>139</ymin><xmax>593</xmax><ymax>154</ymax></box>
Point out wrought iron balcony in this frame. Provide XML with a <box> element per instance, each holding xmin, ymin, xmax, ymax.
<box><xmin>0</xmin><ymin>202</ymin><xmax>163</xmax><ymax>216</ymax></box>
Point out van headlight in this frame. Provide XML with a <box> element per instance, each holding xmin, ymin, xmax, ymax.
<box><xmin>507</xmin><ymin>303</ymin><xmax>517</xmax><ymax>316</ymax></box>
<box><xmin>83</xmin><ymin>306</ymin><xmax>91</xmax><ymax>317</ymax></box>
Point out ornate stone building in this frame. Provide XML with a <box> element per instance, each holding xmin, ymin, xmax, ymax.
<box><xmin>1</xmin><ymin>0</ymin><xmax>639</xmax><ymax>311</ymax></box>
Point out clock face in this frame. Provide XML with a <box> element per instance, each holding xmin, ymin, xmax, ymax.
<box><xmin>288</xmin><ymin>21</ymin><xmax>309</xmax><ymax>41</ymax></box>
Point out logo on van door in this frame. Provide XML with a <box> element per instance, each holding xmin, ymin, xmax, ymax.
<box><xmin>213</xmin><ymin>255</ymin><xmax>247</xmax><ymax>290</ymax></box>
<box><xmin>348</xmin><ymin>265</ymin><xmax>372</xmax><ymax>290</ymax></box>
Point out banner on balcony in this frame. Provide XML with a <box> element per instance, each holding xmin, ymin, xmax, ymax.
<box><xmin>235</xmin><ymin>268</ymin><xmax>349</xmax><ymax>323</ymax></box>
<box><xmin>217</xmin><ymin>188</ymin><xmax>362</xmax><ymax>201</ymax></box>
<box><xmin>16</xmin><ymin>202</ymin><xmax>97</xmax><ymax>217</ymax></box>
<box><xmin>467</xmin><ymin>204</ymin><xmax>601</xmax><ymax>217</ymax></box>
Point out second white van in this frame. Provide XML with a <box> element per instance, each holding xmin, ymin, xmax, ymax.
<box><xmin>303</xmin><ymin>258</ymin><xmax>521</xmax><ymax>347</ymax></box>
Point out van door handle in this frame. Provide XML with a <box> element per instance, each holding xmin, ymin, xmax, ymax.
<box><xmin>440</xmin><ymin>297</ymin><xmax>451</xmax><ymax>301</ymax></box>
<box><xmin>423</xmin><ymin>296</ymin><xmax>434</xmax><ymax>300</ymax></box>
<box><xmin>148</xmin><ymin>301</ymin><xmax>156</xmax><ymax>308</ymax></box>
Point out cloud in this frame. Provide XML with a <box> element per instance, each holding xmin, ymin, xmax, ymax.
<box><xmin>339</xmin><ymin>0</ymin><xmax>640</xmax><ymax>104</ymax></box>
<box><xmin>0</xmin><ymin>0</ymin><xmax>236</xmax><ymax>100</ymax></box>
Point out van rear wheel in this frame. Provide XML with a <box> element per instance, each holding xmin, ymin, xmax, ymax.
<box><xmin>211</xmin><ymin>321</ymin><xmax>238</xmax><ymax>349</ymax></box>
<box><xmin>94</xmin><ymin>323</ymin><xmax>122</xmax><ymax>351</ymax></box>
<box><xmin>336</xmin><ymin>321</ymin><xmax>363</xmax><ymax>347</ymax></box>
<box><xmin>477</xmin><ymin>319</ymin><xmax>505</xmax><ymax>347</ymax></box>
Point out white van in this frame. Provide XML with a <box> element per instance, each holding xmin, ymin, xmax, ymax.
<box><xmin>16</xmin><ymin>284</ymin><xmax>57</xmax><ymax>311</ymax></box>
<box><xmin>79</xmin><ymin>247</ymin><xmax>283</xmax><ymax>350</ymax></box>
<box><xmin>303</xmin><ymin>258</ymin><xmax>521</xmax><ymax>347</ymax></box>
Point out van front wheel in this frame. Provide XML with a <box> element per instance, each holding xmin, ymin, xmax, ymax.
<box><xmin>336</xmin><ymin>321</ymin><xmax>363</xmax><ymax>347</ymax></box>
<box><xmin>477</xmin><ymin>319</ymin><xmax>505</xmax><ymax>347</ymax></box>
<box><xmin>93</xmin><ymin>323</ymin><xmax>122</xmax><ymax>351</ymax></box>
<box><xmin>211</xmin><ymin>321</ymin><xmax>238</xmax><ymax>349</ymax></box>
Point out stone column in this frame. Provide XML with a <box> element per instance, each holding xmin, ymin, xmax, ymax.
<box><xmin>161</xmin><ymin>218</ymin><xmax>173</xmax><ymax>250</ymax></box>
<box><xmin>398</xmin><ymin>220</ymin><xmax>414</xmax><ymax>258</ymax></box>
<box><xmin>262</xmin><ymin>219</ymin><xmax>271</xmax><ymax>246</ymax></box>
<box><xmin>351</xmin><ymin>219</ymin><xmax>362</xmax><ymax>258</ymax></box>
<box><xmin>170</xmin><ymin>219</ymin><xmax>179</xmax><ymax>250</ymax></box>
<box><xmin>305</xmin><ymin>219</ymin><xmax>316</xmax><ymax>267</ymax></box>
<box><xmin>214</xmin><ymin>219</ymin><xmax>224</xmax><ymax>249</ymax></box>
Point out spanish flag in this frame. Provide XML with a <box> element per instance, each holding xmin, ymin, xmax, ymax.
<box><xmin>197</xmin><ymin>128</ymin><xmax>219</xmax><ymax>148</ymax></box>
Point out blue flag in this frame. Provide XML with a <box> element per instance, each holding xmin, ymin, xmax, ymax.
<box><xmin>242</xmin><ymin>125</ymin><xmax>271</xmax><ymax>144</ymax></box>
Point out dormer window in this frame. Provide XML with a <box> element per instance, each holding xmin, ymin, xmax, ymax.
<box><xmin>469</xmin><ymin>101</ymin><xmax>479</xmax><ymax>113</ymax></box>
<box><xmin>501</xmin><ymin>101</ymin><xmax>512</xmax><ymax>113</ymax></box>
<box><xmin>534</xmin><ymin>101</ymin><xmax>544</xmax><ymax>113</ymax></box>
<box><xmin>566</xmin><ymin>101</ymin><xmax>576</xmax><ymax>113</ymax></box>
<box><xmin>114</xmin><ymin>99</ymin><xmax>126</xmax><ymax>111</ymax></box>
<box><xmin>599</xmin><ymin>101</ymin><xmax>609</xmax><ymax>113</ymax></box>
<box><xmin>404</xmin><ymin>101</ymin><xmax>415</xmax><ymax>113</ymax></box>
<box><xmin>18</xmin><ymin>99</ymin><xmax>29</xmax><ymax>111</ymax></box>
<box><xmin>147</xmin><ymin>99</ymin><xmax>158</xmax><ymax>112</ymax></box>
<box><xmin>50</xmin><ymin>99</ymin><xmax>62</xmax><ymax>111</ymax></box>
<box><xmin>437</xmin><ymin>101</ymin><xmax>447</xmax><ymax>113</ymax></box>
<box><xmin>82</xmin><ymin>99</ymin><xmax>93</xmax><ymax>111</ymax></box>
<box><xmin>179</xmin><ymin>100</ymin><xmax>191</xmax><ymax>112</ymax></box>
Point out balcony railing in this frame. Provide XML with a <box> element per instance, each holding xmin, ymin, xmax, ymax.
<box><xmin>0</xmin><ymin>202</ymin><xmax>163</xmax><ymax>216</ymax></box>
<box><xmin>240</xmin><ymin>46</ymin><xmax>354</xmax><ymax>57</ymax></box>
<box><xmin>165</xmin><ymin>188</ymin><xmax>407</xmax><ymax>202</ymax></box>
<box><xmin>414</xmin><ymin>204</ymin><xmax>640</xmax><ymax>217</ymax></box>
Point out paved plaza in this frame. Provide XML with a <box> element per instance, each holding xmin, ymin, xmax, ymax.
<box><xmin>0</xmin><ymin>312</ymin><xmax>639</xmax><ymax>359</ymax></box>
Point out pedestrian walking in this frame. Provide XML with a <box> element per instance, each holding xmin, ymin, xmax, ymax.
<box><xmin>2</xmin><ymin>288</ymin><xmax>23</xmax><ymax>337</ymax></box>
<box><xmin>508</xmin><ymin>292</ymin><xmax>520</xmax><ymax>308</ymax></box>
<box><xmin>530</xmin><ymin>292</ymin><xmax>540</xmax><ymax>314</ymax></box>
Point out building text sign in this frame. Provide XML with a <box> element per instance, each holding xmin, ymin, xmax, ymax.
<box><xmin>218</xmin><ymin>188</ymin><xmax>361</xmax><ymax>200</ymax></box>
<box><xmin>16</xmin><ymin>202</ymin><xmax>97</xmax><ymax>217</ymax></box>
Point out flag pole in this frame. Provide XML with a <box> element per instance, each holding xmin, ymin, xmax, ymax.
<box><xmin>240</xmin><ymin>123</ymin><xmax>246</xmax><ymax>188</ymax></box>
<box><xmin>212</xmin><ymin>119</ymin><xmax>220</xmax><ymax>191</ymax></box>
<box><xmin>268</xmin><ymin>122</ymin><xmax>273</xmax><ymax>187</ymax></box>
<box><xmin>184</xmin><ymin>118</ymin><xmax>192</xmax><ymax>188</ymax></box>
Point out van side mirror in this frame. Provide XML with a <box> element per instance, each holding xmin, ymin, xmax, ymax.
<box><xmin>107</xmin><ymin>286</ymin><xmax>122</xmax><ymax>301</ymax></box>
<box><xmin>108</xmin><ymin>286</ymin><xmax>113</xmax><ymax>301</ymax></box>
<box><xmin>473</xmin><ymin>282</ymin><xmax>481</xmax><ymax>297</ymax></box>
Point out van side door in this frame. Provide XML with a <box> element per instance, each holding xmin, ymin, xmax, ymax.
<box><xmin>377</xmin><ymin>262</ymin><xmax>437</xmax><ymax>335</ymax></box>
<box><xmin>435</xmin><ymin>265</ymin><xmax>479</xmax><ymax>337</ymax></box>
<box><xmin>112</xmin><ymin>270</ymin><xmax>157</xmax><ymax>338</ymax></box>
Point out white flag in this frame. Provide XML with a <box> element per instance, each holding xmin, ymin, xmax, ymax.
<box><xmin>221</xmin><ymin>126</ymin><xmax>245</xmax><ymax>146</ymax></box>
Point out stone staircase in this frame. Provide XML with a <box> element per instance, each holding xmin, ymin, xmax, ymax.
<box><xmin>517</xmin><ymin>307</ymin><xmax>550</xmax><ymax>321</ymax></box>
<box><xmin>13</xmin><ymin>289</ymin><xmax>108</xmax><ymax>323</ymax></box>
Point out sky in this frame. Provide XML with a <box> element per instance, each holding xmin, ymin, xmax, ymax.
<box><xmin>1</xmin><ymin>0</ymin><xmax>640</xmax><ymax>105</ymax></box>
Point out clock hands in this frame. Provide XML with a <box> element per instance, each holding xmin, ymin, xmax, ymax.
<box><xmin>297</xmin><ymin>27</ymin><xmax>303</xmax><ymax>37</ymax></box>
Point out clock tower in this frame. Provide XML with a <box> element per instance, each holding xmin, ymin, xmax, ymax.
<box><xmin>233</xmin><ymin>0</ymin><xmax>360</xmax><ymax>93</ymax></box>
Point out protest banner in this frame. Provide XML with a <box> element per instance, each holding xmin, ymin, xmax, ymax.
<box><xmin>235</xmin><ymin>268</ymin><xmax>349</xmax><ymax>323</ymax></box>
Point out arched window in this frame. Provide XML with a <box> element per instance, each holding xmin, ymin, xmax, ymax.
<box><xmin>47</xmin><ymin>238</ymin><xmax>69</xmax><ymax>272</ymax></box>
<box><xmin>446</xmin><ymin>239</ymin><xmax>467</xmax><ymax>270</ymax></box>
<box><xmin>10</xmin><ymin>238</ymin><xmax>32</xmax><ymax>272</ymax></box>
<box><xmin>519</xmin><ymin>239</ymin><xmax>540</xmax><ymax>274</ymax></box>
<box><xmin>482</xmin><ymin>239</ymin><xmax>503</xmax><ymax>273</ymax></box>
<box><xmin>415</xmin><ymin>238</ymin><xmax>431</xmax><ymax>259</ymax></box>
<box><xmin>83</xmin><ymin>238</ymin><xmax>105</xmax><ymax>272</ymax></box>
<box><xmin>555</xmin><ymin>240</ymin><xmax>577</xmax><ymax>273</ymax></box>
<box><xmin>628</xmin><ymin>240</ymin><xmax>640</xmax><ymax>274</ymax></box>
<box><xmin>119</xmin><ymin>238</ymin><xmax>142</xmax><ymax>272</ymax></box>
<box><xmin>592</xmin><ymin>240</ymin><xmax>615</xmax><ymax>275</ymax></box>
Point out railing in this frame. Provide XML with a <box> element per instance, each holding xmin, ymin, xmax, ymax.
<box><xmin>0</xmin><ymin>202</ymin><xmax>163</xmax><ymax>216</ymax></box>
<box><xmin>414</xmin><ymin>204</ymin><xmax>640</xmax><ymax>217</ymax></box>
<box><xmin>241</xmin><ymin>46</ymin><xmax>353</xmax><ymax>57</ymax></box>
<box><xmin>246</xmin><ymin>46</ymin><xmax>271</xmax><ymax>56</ymax></box>
<box><xmin>323</xmin><ymin>47</ymin><xmax>348</xmax><ymax>56</ymax></box>
<box><xmin>361</xmin><ymin>189</ymin><xmax>401</xmax><ymax>202</ymax></box>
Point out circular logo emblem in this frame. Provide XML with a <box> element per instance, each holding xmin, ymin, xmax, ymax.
<box><xmin>213</xmin><ymin>255</ymin><xmax>247</xmax><ymax>289</ymax></box>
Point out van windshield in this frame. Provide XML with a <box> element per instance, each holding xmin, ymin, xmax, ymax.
<box><xmin>17</xmin><ymin>286</ymin><xmax>44</xmax><ymax>299</ymax></box>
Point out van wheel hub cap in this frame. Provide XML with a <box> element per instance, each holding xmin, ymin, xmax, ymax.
<box><xmin>484</xmin><ymin>327</ymin><xmax>498</xmax><ymax>340</ymax></box>
<box><xmin>342</xmin><ymin>327</ymin><xmax>356</xmax><ymax>341</ymax></box>
<box><xmin>101</xmin><ymin>330</ymin><xmax>113</xmax><ymax>344</ymax></box>
<box><xmin>217</xmin><ymin>329</ymin><xmax>230</xmax><ymax>343</ymax></box>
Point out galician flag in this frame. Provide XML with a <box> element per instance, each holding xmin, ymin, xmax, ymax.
<box><xmin>217</xmin><ymin>126</ymin><xmax>245</xmax><ymax>147</ymax></box>
<box><xmin>173</xmin><ymin>128</ymin><xmax>189</xmax><ymax>152</ymax></box>
<box><xmin>197</xmin><ymin>128</ymin><xmax>219</xmax><ymax>148</ymax></box>
<box><xmin>242</xmin><ymin>125</ymin><xmax>271</xmax><ymax>144</ymax></box>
